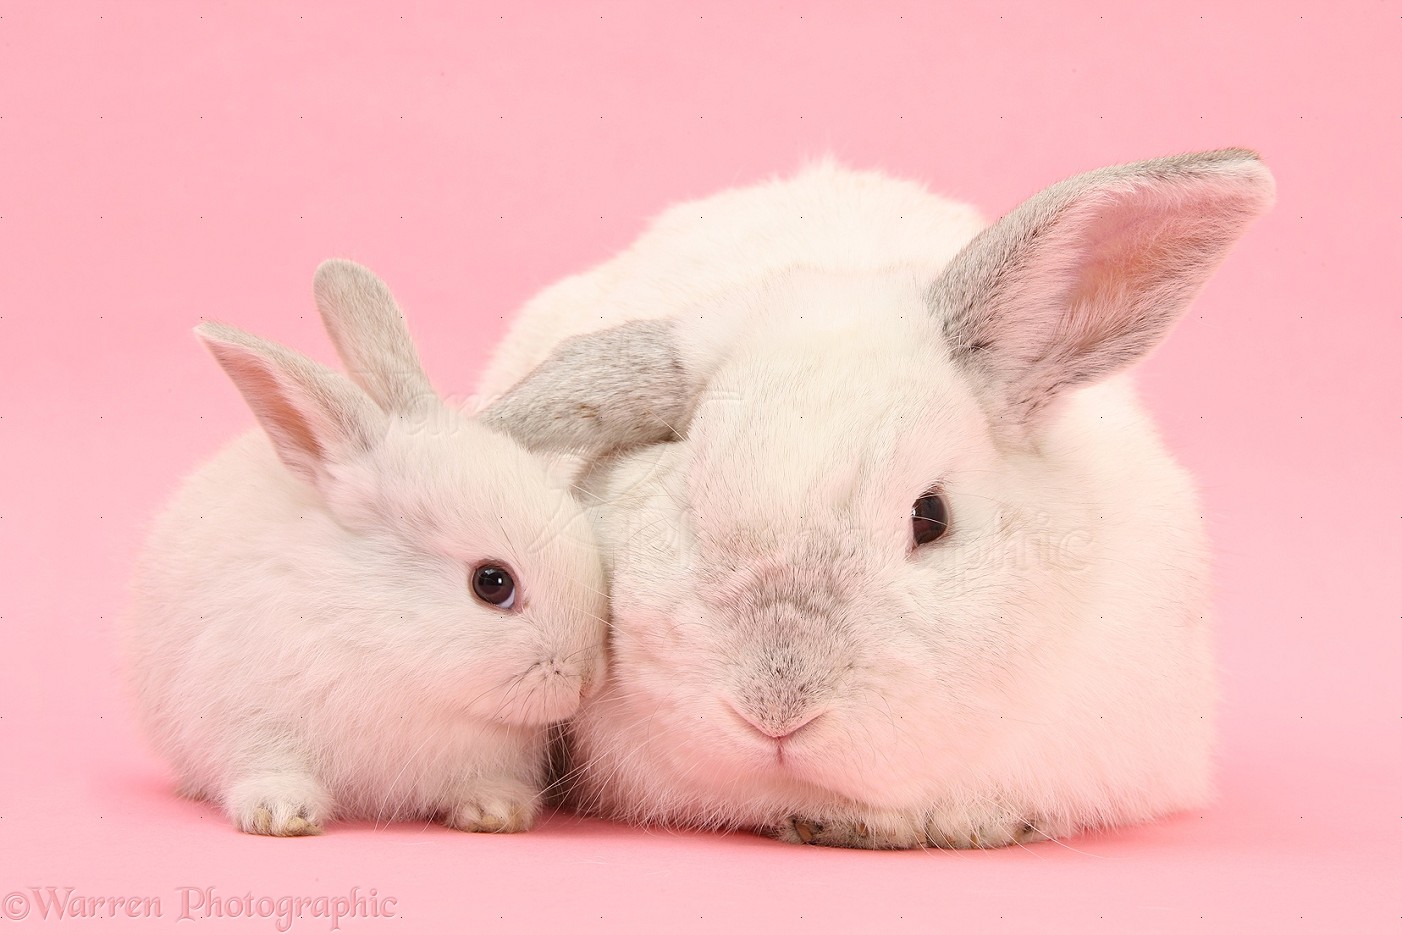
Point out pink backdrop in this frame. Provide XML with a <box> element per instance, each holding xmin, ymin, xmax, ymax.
<box><xmin>1</xmin><ymin>1</ymin><xmax>1396</xmax><ymax>931</ymax></box>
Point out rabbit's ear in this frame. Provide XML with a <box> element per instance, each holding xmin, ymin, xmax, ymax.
<box><xmin>481</xmin><ymin>319</ymin><xmax>698</xmax><ymax>457</ymax></box>
<box><xmin>931</xmin><ymin>148</ymin><xmax>1275</xmax><ymax>426</ymax></box>
<box><xmin>196</xmin><ymin>322</ymin><xmax>387</xmax><ymax>488</ymax></box>
<box><xmin>313</xmin><ymin>259</ymin><xmax>437</xmax><ymax>415</ymax></box>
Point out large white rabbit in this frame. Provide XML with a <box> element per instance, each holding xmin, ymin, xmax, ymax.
<box><xmin>478</xmin><ymin>151</ymin><xmax>1276</xmax><ymax>848</ymax></box>
<box><xmin>124</xmin><ymin>260</ymin><xmax>607</xmax><ymax>836</ymax></box>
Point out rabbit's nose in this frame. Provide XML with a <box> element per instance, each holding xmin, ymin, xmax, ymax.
<box><xmin>728</xmin><ymin>702</ymin><xmax>824</xmax><ymax>742</ymax></box>
<box><xmin>539</xmin><ymin>657</ymin><xmax>582</xmax><ymax>680</ymax></box>
<box><xmin>538</xmin><ymin>651</ymin><xmax>603</xmax><ymax>694</ymax></box>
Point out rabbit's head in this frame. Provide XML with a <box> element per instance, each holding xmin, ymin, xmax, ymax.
<box><xmin>487</xmin><ymin>150</ymin><xmax>1275</xmax><ymax>821</ymax></box>
<box><xmin>196</xmin><ymin>261</ymin><xmax>607</xmax><ymax>729</ymax></box>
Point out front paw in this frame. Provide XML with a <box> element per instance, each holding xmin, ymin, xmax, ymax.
<box><xmin>921</xmin><ymin>809</ymin><xmax>1052</xmax><ymax>849</ymax></box>
<box><xmin>239</xmin><ymin>802</ymin><xmax>323</xmax><ymax>837</ymax></box>
<box><xmin>772</xmin><ymin>816</ymin><xmax>883</xmax><ymax>849</ymax></box>
<box><xmin>440</xmin><ymin>778</ymin><xmax>539</xmax><ymax>834</ymax></box>
<box><xmin>772</xmin><ymin>809</ymin><xmax>1056</xmax><ymax>850</ymax></box>
<box><xmin>226</xmin><ymin>773</ymin><xmax>330</xmax><ymax>837</ymax></box>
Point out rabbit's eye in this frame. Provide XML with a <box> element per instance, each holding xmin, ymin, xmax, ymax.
<box><xmin>471</xmin><ymin>564</ymin><xmax>517</xmax><ymax>610</ymax></box>
<box><xmin>911</xmin><ymin>490</ymin><xmax>950</xmax><ymax>546</ymax></box>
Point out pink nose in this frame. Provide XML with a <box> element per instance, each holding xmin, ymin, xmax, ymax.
<box><xmin>729</xmin><ymin>704</ymin><xmax>823</xmax><ymax>741</ymax></box>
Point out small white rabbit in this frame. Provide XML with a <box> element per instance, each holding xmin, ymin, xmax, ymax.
<box><xmin>124</xmin><ymin>260</ymin><xmax>607</xmax><ymax>836</ymax></box>
<box><xmin>479</xmin><ymin>151</ymin><xmax>1276</xmax><ymax>848</ymax></box>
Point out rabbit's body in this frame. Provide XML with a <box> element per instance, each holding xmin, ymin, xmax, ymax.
<box><xmin>479</xmin><ymin>153</ymin><xmax>1273</xmax><ymax>848</ymax></box>
<box><xmin>125</xmin><ymin>262</ymin><xmax>607</xmax><ymax>836</ymax></box>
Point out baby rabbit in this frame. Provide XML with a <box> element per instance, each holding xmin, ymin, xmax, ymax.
<box><xmin>477</xmin><ymin>150</ymin><xmax>1276</xmax><ymax>848</ymax></box>
<box><xmin>124</xmin><ymin>260</ymin><xmax>606</xmax><ymax>836</ymax></box>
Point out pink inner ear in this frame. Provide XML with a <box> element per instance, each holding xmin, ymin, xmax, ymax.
<box><xmin>221</xmin><ymin>350</ymin><xmax>328</xmax><ymax>468</ymax></box>
<box><xmin>1078</xmin><ymin>193</ymin><xmax>1180</xmax><ymax>299</ymax></box>
<box><xmin>1065</xmin><ymin>189</ymin><xmax>1226</xmax><ymax>350</ymax></box>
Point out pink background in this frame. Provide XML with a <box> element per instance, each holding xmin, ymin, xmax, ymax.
<box><xmin>1</xmin><ymin>1</ymin><xmax>1397</xmax><ymax>931</ymax></box>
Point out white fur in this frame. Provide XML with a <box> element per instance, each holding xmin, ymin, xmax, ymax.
<box><xmin>124</xmin><ymin>261</ymin><xmax>607</xmax><ymax>836</ymax></box>
<box><xmin>477</xmin><ymin>153</ymin><xmax>1275</xmax><ymax>849</ymax></box>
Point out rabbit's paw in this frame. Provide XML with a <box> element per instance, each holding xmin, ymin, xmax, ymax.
<box><xmin>772</xmin><ymin>808</ymin><xmax>1056</xmax><ymax>850</ymax></box>
<box><xmin>441</xmin><ymin>778</ymin><xmax>539</xmax><ymax>833</ymax></box>
<box><xmin>771</xmin><ymin>816</ymin><xmax>887</xmax><ymax>849</ymax></box>
<box><xmin>226</xmin><ymin>773</ymin><xmax>329</xmax><ymax>837</ymax></box>
<box><xmin>922</xmin><ymin>807</ymin><xmax>1057</xmax><ymax>849</ymax></box>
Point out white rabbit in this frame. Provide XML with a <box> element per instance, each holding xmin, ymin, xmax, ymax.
<box><xmin>123</xmin><ymin>260</ymin><xmax>607</xmax><ymax>836</ymax></box>
<box><xmin>477</xmin><ymin>151</ymin><xmax>1276</xmax><ymax>848</ymax></box>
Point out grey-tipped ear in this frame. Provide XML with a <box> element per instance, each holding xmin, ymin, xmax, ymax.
<box><xmin>932</xmin><ymin>148</ymin><xmax>1276</xmax><ymax>425</ymax></box>
<box><xmin>195</xmin><ymin>321</ymin><xmax>387</xmax><ymax>488</ymax></box>
<box><xmin>313</xmin><ymin>259</ymin><xmax>437</xmax><ymax>414</ymax></box>
<box><xmin>481</xmin><ymin>319</ymin><xmax>698</xmax><ymax>458</ymax></box>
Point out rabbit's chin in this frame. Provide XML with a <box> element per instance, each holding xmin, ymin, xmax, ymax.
<box><xmin>566</xmin><ymin>730</ymin><xmax>928</xmax><ymax>834</ymax></box>
<box><xmin>453</xmin><ymin>666</ymin><xmax>594</xmax><ymax>728</ymax></box>
<box><xmin>564</xmin><ymin>684</ymin><xmax>950</xmax><ymax>828</ymax></box>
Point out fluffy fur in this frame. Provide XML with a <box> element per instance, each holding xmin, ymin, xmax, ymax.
<box><xmin>123</xmin><ymin>260</ymin><xmax>608</xmax><ymax>836</ymax></box>
<box><xmin>476</xmin><ymin>151</ymin><xmax>1275</xmax><ymax>849</ymax></box>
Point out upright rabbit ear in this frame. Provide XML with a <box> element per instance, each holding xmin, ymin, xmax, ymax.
<box><xmin>196</xmin><ymin>322</ymin><xmax>387</xmax><ymax>489</ymax></box>
<box><xmin>481</xmin><ymin>319</ymin><xmax>700</xmax><ymax>458</ymax></box>
<box><xmin>312</xmin><ymin>259</ymin><xmax>437</xmax><ymax>415</ymax></box>
<box><xmin>932</xmin><ymin>148</ymin><xmax>1276</xmax><ymax>427</ymax></box>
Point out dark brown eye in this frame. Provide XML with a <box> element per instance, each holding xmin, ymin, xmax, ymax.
<box><xmin>912</xmin><ymin>491</ymin><xmax>950</xmax><ymax>546</ymax></box>
<box><xmin>471</xmin><ymin>564</ymin><xmax>517</xmax><ymax>610</ymax></box>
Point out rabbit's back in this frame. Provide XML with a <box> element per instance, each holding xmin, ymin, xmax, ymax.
<box><xmin>478</xmin><ymin>162</ymin><xmax>986</xmax><ymax>398</ymax></box>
